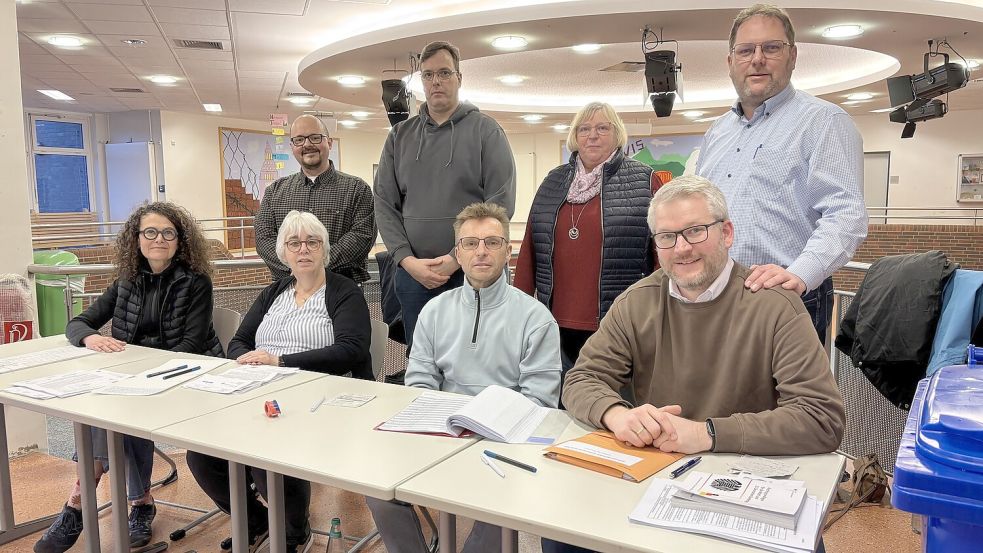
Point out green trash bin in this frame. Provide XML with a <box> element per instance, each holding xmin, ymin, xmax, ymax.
<box><xmin>33</xmin><ymin>250</ymin><xmax>85</xmax><ymax>337</ymax></box>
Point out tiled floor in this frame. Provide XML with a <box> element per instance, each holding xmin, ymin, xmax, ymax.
<box><xmin>3</xmin><ymin>451</ymin><xmax>920</xmax><ymax>553</ymax></box>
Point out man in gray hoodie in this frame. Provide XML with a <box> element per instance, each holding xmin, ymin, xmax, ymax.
<box><xmin>374</xmin><ymin>40</ymin><xmax>516</xmax><ymax>349</ymax></box>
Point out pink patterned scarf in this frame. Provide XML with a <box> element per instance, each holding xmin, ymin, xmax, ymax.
<box><xmin>567</xmin><ymin>150</ymin><xmax>616</xmax><ymax>204</ymax></box>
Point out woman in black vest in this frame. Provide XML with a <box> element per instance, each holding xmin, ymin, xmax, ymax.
<box><xmin>35</xmin><ymin>202</ymin><xmax>221</xmax><ymax>553</ymax></box>
<box><xmin>515</xmin><ymin>102</ymin><xmax>660</xmax><ymax>400</ymax></box>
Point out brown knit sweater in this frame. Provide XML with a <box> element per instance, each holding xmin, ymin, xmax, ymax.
<box><xmin>562</xmin><ymin>263</ymin><xmax>845</xmax><ymax>456</ymax></box>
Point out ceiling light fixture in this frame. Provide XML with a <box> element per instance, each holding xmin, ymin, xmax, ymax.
<box><xmin>681</xmin><ymin>110</ymin><xmax>705</xmax><ymax>118</ymax></box>
<box><xmin>149</xmin><ymin>75</ymin><xmax>176</xmax><ymax>84</ymax></box>
<box><xmin>121</xmin><ymin>39</ymin><xmax>146</xmax><ymax>46</ymax></box>
<box><xmin>203</xmin><ymin>103</ymin><xmax>222</xmax><ymax>112</ymax></box>
<box><xmin>339</xmin><ymin>120</ymin><xmax>358</xmax><ymax>127</ymax></box>
<box><xmin>551</xmin><ymin>124</ymin><xmax>570</xmax><ymax>131</ymax></box>
<box><xmin>492</xmin><ymin>36</ymin><xmax>528</xmax><ymax>50</ymax></box>
<box><xmin>288</xmin><ymin>97</ymin><xmax>313</xmax><ymax>105</ymax></box>
<box><xmin>846</xmin><ymin>92</ymin><xmax>874</xmax><ymax>100</ymax></box>
<box><xmin>47</xmin><ymin>35</ymin><xmax>83</xmax><ymax>48</ymax></box>
<box><xmin>38</xmin><ymin>89</ymin><xmax>74</xmax><ymax>101</ymax></box>
<box><xmin>350</xmin><ymin>111</ymin><xmax>370</xmax><ymax>118</ymax></box>
<box><xmin>870</xmin><ymin>108</ymin><xmax>894</xmax><ymax>113</ymax></box>
<box><xmin>822</xmin><ymin>25</ymin><xmax>864</xmax><ymax>39</ymax></box>
<box><xmin>497</xmin><ymin>75</ymin><xmax>525</xmax><ymax>85</ymax></box>
<box><xmin>337</xmin><ymin>75</ymin><xmax>366</xmax><ymax>86</ymax></box>
<box><xmin>694</xmin><ymin>115</ymin><xmax>724</xmax><ymax>123</ymax></box>
<box><xmin>572</xmin><ymin>43</ymin><xmax>602</xmax><ymax>54</ymax></box>
<box><xmin>521</xmin><ymin>114</ymin><xmax>544</xmax><ymax>122</ymax></box>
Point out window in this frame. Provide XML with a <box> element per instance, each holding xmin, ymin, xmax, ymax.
<box><xmin>28</xmin><ymin>114</ymin><xmax>93</xmax><ymax>213</ymax></box>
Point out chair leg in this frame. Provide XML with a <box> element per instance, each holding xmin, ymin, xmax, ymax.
<box><xmin>418</xmin><ymin>507</ymin><xmax>439</xmax><ymax>553</ymax></box>
<box><xmin>150</xmin><ymin>447</ymin><xmax>223</xmax><ymax>541</ymax></box>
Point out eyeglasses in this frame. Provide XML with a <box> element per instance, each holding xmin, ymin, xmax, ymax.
<box><xmin>731</xmin><ymin>40</ymin><xmax>791</xmax><ymax>62</ymax></box>
<box><xmin>140</xmin><ymin>227</ymin><xmax>177</xmax><ymax>241</ymax></box>
<box><xmin>576</xmin><ymin>123</ymin><xmax>614</xmax><ymax>137</ymax></box>
<box><xmin>653</xmin><ymin>220</ymin><xmax>724</xmax><ymax>249</ymax></box>
<box><xmin>457</xmin><ymin>236</ymin><xmax>507</xmax><ymax>251</ymax></box>
<box><xmin>421</xmin><ymin>69</ymin><xmax>458</xmax><ymax>82</ymax></box>
<box><xmin>290</xmin><ymin>134</ymin><xmax>327</xmax><ymax>147</ymax></box>
<box><xmin>284</xmin><ymin>239</ymin><xmax>323</xmax><ymax>252</ymax></box>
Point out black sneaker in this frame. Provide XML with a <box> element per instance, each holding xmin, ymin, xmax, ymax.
<box><xmin>128</xmin><ymin>503</ymin><xmax>156</xmax><ymax>548</ymax></box>
<box><xmin>33</xmin><ymin>504</ymin><xmax>83</xmax><ymax>553</ymax></box>
<box><xmin>220</xmin><ymin>528</ymin><xmax>270</xmax><ymax>552</ymax></box>
<box><xmin>287</xmin><ymin>532</ymin><xmax>314</xmax><ymax>553</ymax></box>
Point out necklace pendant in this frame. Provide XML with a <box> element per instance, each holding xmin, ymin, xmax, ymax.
<box><xmin>568</xmin><ymin>227</ymin><xmax>580</xmax><ymax>240</ymax></box>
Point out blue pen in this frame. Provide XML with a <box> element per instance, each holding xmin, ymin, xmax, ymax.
<box><xmin>670</xmin><ymin>456</ymin><xmax>702</xmax><ymax>479</ymax></box>
<box><xmin>162</xmin><ymin>366</ymin><xmax>201</xmax><ymax>380</ymax></box>
<box><xmin>147</xmin><ymin>364</ymin><xmax>187</xmax><ymax>378</ymax></box>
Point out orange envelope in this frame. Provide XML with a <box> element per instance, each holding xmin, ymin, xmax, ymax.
<box><xmin>543</xmin><ymin>431</ymin><xmax>683</xmax><ymax>483</ymax></box>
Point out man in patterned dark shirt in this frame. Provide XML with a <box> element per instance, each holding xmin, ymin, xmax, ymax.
<box><xmin>254</xmin><ymin>114</ymin><xmax>376</xmax><ymax>282</ymax></box>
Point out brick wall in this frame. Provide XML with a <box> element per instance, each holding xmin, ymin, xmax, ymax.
<box><xmin>833</xmin><ymin>223</ymin><xmax>983</xmax><ymax>292</ymax></box>
<box><xmin>224</xmin><ymin>179</ymin><xmax>260</xmax><ymax>251</ymax></box>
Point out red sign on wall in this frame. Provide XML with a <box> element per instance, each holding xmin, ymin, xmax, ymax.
<box><xmin>2</xmin><ymin>321</ymin><xmax>34</xmax><ymax>343</ymax></box>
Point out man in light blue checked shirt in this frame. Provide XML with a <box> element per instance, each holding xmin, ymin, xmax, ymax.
<box><xmin>697</xmin><ymin>3</ymin><xmax>867</xmax><ymax>344</ymax></box>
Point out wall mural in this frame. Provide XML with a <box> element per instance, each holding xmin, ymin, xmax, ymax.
<box><xmin>561</xmin><ymin>133</ymin><xmax>704</xmax><ymax>182</ymax></box>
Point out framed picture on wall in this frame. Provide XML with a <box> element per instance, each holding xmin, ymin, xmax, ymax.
<box><xmin>560</xmin><ymin>133</ymin><xmax>703</xmax><ymax>183</ymax></box>
<box><xmin>957</xmin><ymin>154</ymin><xmax>983</xmax><ymax>203</ymax></box>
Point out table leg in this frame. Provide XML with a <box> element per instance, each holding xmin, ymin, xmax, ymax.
<box><xmin>439</xmin><ymin>512</ymin><xmax>456</xmax><ymax>553</ymax></box>
<box><xmin>74</xmin><ymin>422</ymin><xmax>101</xmax><ymax>553</ymax></box>
<box><xmin>106</xmin><ymin>430</ymin><xmax>129</xmax><ymax>553</ymax></box>
<box><xmin>229</xmin><ymin>461</ymin><xmax>248</xmax><ymax>552</ymax></box>
<box><xmin>267</xmin><ymin>471</ymin><xmax>286</xmax><ymax>553</ymax></box>
<box><xmin>0</xmin><ymin>406</ymin><xmax>15</xmax><ymax>532</ymax></box>
<box><xmin>501</xmin><ymin>527</ymin><xmax>518</xmax><ymax>553</ymax></box>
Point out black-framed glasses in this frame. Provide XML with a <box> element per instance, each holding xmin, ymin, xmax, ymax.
<box><xmin>285</xmin><ymin>239</ymin><xmax>323</xmax><ymax>252</ymax></box>
<box><xmin>731</xmin><ymin>40</ymin><xmax>791</xmax><ymax>62</ymax></box>
<box><xmin>421</xmin><ymin>69</ymin><xmax>459</xmax><ymax>82</ymax></box>
<box><xmin>653</xmin><ymin>220</ymin><xmax>724</xmax><ymax>249</ymax></box>
<box><xmin>576</xmin><ymin>123</ymin><xmax>614</xmax><ymax>137</ymax></box>
<box><xmin>290</xmin><ymin>134</ymin><xmax>327</xmax><ymax>147</ymax></box>
<box><xmin>457</xmin><ymin>236</ymin><xmax>507</xmax><ymax>251</ymax></box>
<box><xmin>140</xmin><ymin>227</ymin><xmax>178</xmax><ymax>241</ymax></box>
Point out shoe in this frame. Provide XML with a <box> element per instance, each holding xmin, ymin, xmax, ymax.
<box><xmin>33</xmin><ymin>504</ymin><xmax>83</xmax><ymax>553</ymax></box>
<box><xmin>220</xmin><ymin>528</ymin><xmax>270</xmax><ymax>552</ymax></box>
<box><xmin>128</xmin><ymin>503</ymin><xmax>156</xmax><ymax>548</ymax></box>
<box><xmin>287</xmin><ymin>533</ymin><xmax>314</xmax><ymax>553</ymax></box>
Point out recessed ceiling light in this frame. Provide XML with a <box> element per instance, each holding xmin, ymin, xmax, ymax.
<box><xmin>47</xmin><ymin>35</ymin><xmax>83</xmax><ymax>48</ymax></box>
<box><xmin>288</xmin><ymin>97</ymin><xmax>312</xmax><ymax>105</ymax></box>
<box><xmin>694</xmin><ymin>115</ymin><xmax>724</xmax><ymax>123</ymax></box>
<box><xmin>846</xmin><ymin>92</ymin><xmax>874</xmax><ymax>101</ymax></box>
<box><xmin>822</xmin><ymin>25</ymin><xmax>864</xmax><ymax>39</ymax></box>
<box><xmin>870</xmin><ymin>108</ymin><xmax>895</xmax><ymax>113</ymax></box>
<box><xmin>336</xmin><ymin>75</ymin><xmax>366</xmax><ymax>86</ymax></box>
<box><xmin>121</xmin><ymin>39</ymin><xmax>146</xmax><ymax>46</ymax></box>
<box><xmin>339</xmin><ymin>120</ymin><xmax>358</xmax><ymax>127</ymax></box>
<box><xmin>521</xmin><ymin>114</ymin><xmax>544</xmax><ymax>122</ymax></box>
<box><xmin>551</xmin><ymin>124</ymin><xmax>570</xmax><ymax>131</ymax></box>
<box><xmin>497</xmin><ymin>75</ymin><xmax>525</xmax><ymax>85</ymax></box>
<box><xmin>572</xmin><ymin>43</ymin><xmax>602</xmax><ymax>54</ymax></box>
<box><xmin>681</xmin><ymin>110</ymin><xmax>705</xmax><ymax>118</ymax></box>
<box><xmin>38</xmin><ymin>89</ymin><xmax>74</xmax><ymax>101</ymax></box>
<box><xmin>492</xmin><ymin>36</ymin><xmax>527</xmax><ymax>50</ymax></box>
<box><xmin>841</xmin><ymin>101</ymin><xmax>862</xmax><ymax>106</ymax></box>
<box><xmin>149</xmin><ymin>75</ymin><xmax>176</xmax><ymax>84</ymax></box>
<box><xmin>350</xmin><ymin>111</ymin><xmax>370</xmax><ymax>119</ymax></box>
<box><xmin>203</xmin><ymin>103</ymin><xmax>222</xmax><ymax>112</ymax></box>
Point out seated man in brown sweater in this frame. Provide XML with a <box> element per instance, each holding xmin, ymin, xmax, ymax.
<box><xmin>562</xmin><ymin>174</ymin><xmax>845</xmax><ymax>456</ymax></box>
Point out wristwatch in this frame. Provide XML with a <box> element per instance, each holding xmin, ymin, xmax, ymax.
<box><xmin>705</xmin><ymin>419</ymin><xmax>717</xmax><ymax>452</ymax></box>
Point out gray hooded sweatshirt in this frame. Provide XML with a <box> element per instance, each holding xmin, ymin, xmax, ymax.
<box><xmin>373</xmin><ymin>101</ymin><xmax>516</xmax><ymax>265</ymax></box>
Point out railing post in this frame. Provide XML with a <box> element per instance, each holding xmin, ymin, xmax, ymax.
<box><xmin>63</xmin><ymin>275</ymin><xmax>75</xmax><ymax>323</ymax></box>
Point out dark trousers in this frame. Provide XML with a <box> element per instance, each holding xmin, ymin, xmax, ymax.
<box><xmin>542</xmin><ymin>537</ymin><xmax>827</xmax><ymax>553</ymax></box>
<box><xmin>186</xmin><ymin>451</ymin><xmax>311</xmax><ymax>545</ymax></box>
<box><xmin>557</xmin><ymin>327</ymin><xmax>594</xmax><ymax>409</ymax></box>
<box><xmin>802</xmin><ymin>277</ymin><xmax>835</xmax><ymax>346</ymax></box>
<box><xmin>394</xmin><ymin>266</ymin><xmax>464</xmax><ymax>350</ymax></box>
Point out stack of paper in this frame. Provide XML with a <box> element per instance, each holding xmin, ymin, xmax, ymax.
<box><xmin>0</xmin><ymin>346</ymin><xmax>98</xmax><ymax>375</ymax></box>
<box><xmin>669</xmin><ymin>471</ymin><xmax>808</xmax><ymax>529</ymax></box>
<box><xmin>5</xmin><ymin>370</ymin><xmax>129</xmax><ymax>399</ymax></box>
<box><xmin>94</xmin><ymin>359</ymin><xmax>229</xmax><ymax>396</ymax></box>
<box><xmin>183</xmin><ymin>364</ymin><xmax>299</xmax><ymax>394</ymax></box>
<box><xmin>630</xmin><ymin>478</ymin><xmax>823</xmax><ymax>553</ymax></box>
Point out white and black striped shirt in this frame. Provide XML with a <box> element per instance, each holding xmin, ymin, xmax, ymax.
<box><xmin>255</xmin><ymin>285</ymin><xmax>334</xmax><ymax>357</ymax></box>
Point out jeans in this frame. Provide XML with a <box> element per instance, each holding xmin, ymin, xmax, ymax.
<box><xmin>394</xmin><ymin>266</ymin><xmax>464</xmax><ymax>350</ymax></box>
<box><xmin>74</xmin><ymin>428</ymin><xmax>154</xmax><ymax>501</ymax></box>
<box><xmin>186</xmin><ymin>451</ymin><xmax>311</xmax><ymax>545</ymax></box>
<box><xmin>801</xmin><ymin>277</ymin><xmax>835</xmax><ymax>346</ymax></box>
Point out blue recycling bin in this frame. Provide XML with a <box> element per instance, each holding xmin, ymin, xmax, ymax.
<box><xmin>893</xmin><ymin>364</ymin><xmax>983</xmax><ymax>552</ymax></box>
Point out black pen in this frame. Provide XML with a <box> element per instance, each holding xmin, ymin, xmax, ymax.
<box><xmin>162</xmin><ymin>366</ymin><xmax>201</xmax><ymax>380</ymax></box>
<box><xmin>147</xmin><ymin>365</ymin><xmax>187</xmax><ymax>378</ymax></box>
<box><xmin>670</xmin><ymin>456</ymin><xmax>702</xmax><ymax>479</ymax></box>
<box><xmin>483</xmin><ymin>449</ymin><xmax>537</xmax><ymax>473</ymax></box>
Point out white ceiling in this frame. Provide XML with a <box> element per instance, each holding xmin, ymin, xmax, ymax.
<box><xmin>15</xmin><ymin>0</ymin><xmax>983</xmax><ymax>134</ymax></box>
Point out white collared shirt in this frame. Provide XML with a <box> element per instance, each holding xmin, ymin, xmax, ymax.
<box><xmin>668</xmin><ymin>258</ymin><xmax>735</xmax><ymax>304</ymax></box>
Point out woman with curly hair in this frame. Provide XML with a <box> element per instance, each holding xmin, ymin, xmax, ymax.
<box><xmin>34</xmin><ymin>202</ymin><xmax>222</xmax><ymax>553</ymax></box>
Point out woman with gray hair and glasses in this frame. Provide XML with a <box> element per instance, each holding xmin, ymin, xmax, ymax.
<box><xmin>186</xmin><ymin>210</ymin><xmax>371</xmax><ymax>553</ymax></box>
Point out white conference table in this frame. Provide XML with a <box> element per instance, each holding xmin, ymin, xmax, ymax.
<box><xmin>0</xmin><ymin>337</ymin><xmax>324</xmax><ymax>553</ymax></box>
<box><xmin>396</xmin><ymin>414</ymin><xmax>846</xmax><ymax>553</ymax></box>
<box><xmin>153</xmin><ymin>376</ymin><xmax>480</xmax><ymax>553</ymax></box>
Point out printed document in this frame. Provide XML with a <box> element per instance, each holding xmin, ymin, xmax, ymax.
<box><xmin>94</xmin><ymin>359</ymin><xmax>228</xmax><ymax>396</ymax></box>
<box><xmin>5</xmin><ymin>370</ymin><xmax>129</xmax><ymax>399</ymax></box>
<box><xmin>0</xmin><ymin>346</ymin><xmax>98</xmax><ymax>375</ymax></box>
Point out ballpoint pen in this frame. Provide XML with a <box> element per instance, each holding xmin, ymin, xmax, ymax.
<box><xmin>162</xmin><ymin>366</ymin><xmax>201</xmax><ymax>380</ymax></box>
<box><xmin>483</xmin><ymin>450</ymin><xmax>537</xmax><ymax>473</ymax></box>
<box><xmin>310</xmin><ymin>395</ymin><xmax>326</xmax><ymax>413</ymax></box>
<box><xmin>147</xmin><ymin>365</ymin><xmax>187</xmax><ymax>378</ymax></box>
<box><xmin>670</xmin><ymin>456</ymin><xmax>702</xmax><ymax>479</ymax></box>
<box><xmin>480</xmin><ymin>453</ymin><xmax>505</xmax><ymax>478</ymax></box>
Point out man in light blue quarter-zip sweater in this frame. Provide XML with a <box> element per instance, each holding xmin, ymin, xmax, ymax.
<box><xmin>366</xmin><ymin>202</ymin><xmax>561</xmax><ymax>553</ymax></box>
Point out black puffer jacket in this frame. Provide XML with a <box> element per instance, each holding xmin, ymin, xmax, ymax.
<box><xmin>67</xmin><ymin>263</ymin><xmax>223</xmax><ymax>357</ymax></box>
<box><xmin>528</xmin><ymin>150</ymin><xmax>654</xmax><ymax>320</ymax></box>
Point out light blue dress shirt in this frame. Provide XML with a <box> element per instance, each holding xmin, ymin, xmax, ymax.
<box><xmin>696</xmin><ymin>84</ymin><xmax>867</xmax><ymax>292</ymax></box>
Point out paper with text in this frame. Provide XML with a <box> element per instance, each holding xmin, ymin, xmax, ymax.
<box><xmin>0</xmin><ymin>346</ymin><xmax>98</xmax><ymax>375</ymax></box>
<box><xmin>94</xmin><ymin>359</ymin><xmax>228</xmax><ymax>396</ymax></box>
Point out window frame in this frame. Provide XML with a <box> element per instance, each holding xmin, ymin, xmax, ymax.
<box><xmin>26</xmin><ymin>112</ymin><xmax>96</xmax><ymax>213</ymax></box>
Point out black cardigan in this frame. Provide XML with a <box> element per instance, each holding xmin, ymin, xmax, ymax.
<box><xmin>228</xmin><ymin>269</ymin><xmax>373</xmax><ymax>380</ymax></box>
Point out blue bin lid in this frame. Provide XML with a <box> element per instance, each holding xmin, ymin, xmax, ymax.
<box><xmin>894</xmin><ymin>365</ymin><xmax>983</xmax><ymax>524</ymax></box>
